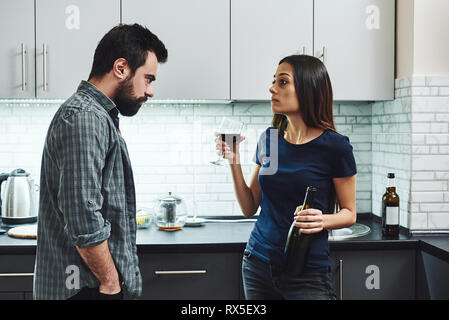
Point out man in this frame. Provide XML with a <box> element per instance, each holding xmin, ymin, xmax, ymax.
<box><xmin>33</xmin><ymin>24</ymin><xmax>168</xmax><ymax>300</ymax></box>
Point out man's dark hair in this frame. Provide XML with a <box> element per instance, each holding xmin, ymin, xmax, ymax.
<box><xmin>88</xmin><ymin>23</ymin><xmax>168</xmax><ymax>80</ymax></box>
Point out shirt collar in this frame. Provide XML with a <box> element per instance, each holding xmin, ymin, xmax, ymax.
<box><xmin>76</xmin><ymin>80</ymin><xmax>118</xmax><ymax>114</ymax></box>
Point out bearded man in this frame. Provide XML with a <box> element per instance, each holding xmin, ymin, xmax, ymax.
<box><xmin>34</xmin><ymin>24</ymin><xmax>167</xmax><ymax>300</ymax></box>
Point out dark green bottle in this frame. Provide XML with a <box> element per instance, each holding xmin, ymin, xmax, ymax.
<box><xmin>283</xmin><ymin>186</ymin><xmax>317</xmax><ymax>276</ymax></box>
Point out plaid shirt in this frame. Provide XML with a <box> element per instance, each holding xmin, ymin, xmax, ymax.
<box><xmin>34</xmin><ymin>81</ymin><xmax>142</xmax><ymax>300</ymax></box>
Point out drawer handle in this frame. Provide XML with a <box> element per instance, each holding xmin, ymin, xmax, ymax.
<box><xmin>21</xmin><ymin>43</ymin><xmax>26</xmax><ymax>91</ymax></box>
<box><xmin>339</xmin><ymin>259</ymin><xmax>343</xmax><ymax>300</ymax></box>
<box><xmin>43</xmin><ymin>43</ymin><xmax>47</xmax><ymax>91</ymax></box>
<box><xmin>154</xmin><ymin>270</ymin><xmax>207</xmax><ymax>275</ymax></box>
<box><xmin>0</xmin><ymin>273</ymin><xmax>34</xmax><ymax>277</ymax></box>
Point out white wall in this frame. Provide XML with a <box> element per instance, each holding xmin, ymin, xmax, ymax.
<box><xmin>414</xmin><ymin>0</ymin><xmax>449</xmax><ymax>76</ymax></box>
<box><xmin>396</xmin><ymin>0</ymin><xmax>449</xmax><ymax>78</ymax></box>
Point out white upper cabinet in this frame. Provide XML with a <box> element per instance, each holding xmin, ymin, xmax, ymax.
<box><xmin>314</xmin><ymin>0</ymin><xmax>395</xmax><ymax>101</ymax></box>
<box><xmin>122</xmin><ymin>0</ymin><xmax>230</xmax><ymax>100</ymax></box>
<box><xmin>231</xmin><ymin>0</ymin><xmax>313</xmax><ymax>100</ymax></box>
<box><xmin>0</xmin><ymin>0</ymin><xmax>394</xmax><ymax>101</ymax></box>
<box><xmin>0</xmin><ymin>0</ymin><xmax>120</xmax><ymax>99</ymax></box>
<box><xmin>35</xmin><ymin>0</ymin><xmax>120</xmax><ymax>99</ymax></box>
<box><xmin>0</xmin><ymin>0</ymin><xmax>35</xmax><ymax>98</ymax></box>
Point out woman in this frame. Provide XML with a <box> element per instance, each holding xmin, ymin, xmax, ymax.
<box><xmin>216</xmin><ymin>55</ymin><xmax>357</xmax><ymax>300</ymax></box>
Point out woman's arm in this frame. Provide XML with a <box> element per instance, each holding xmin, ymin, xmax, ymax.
<box><xmin>294</xmin><ymin>174</ymin><xmax>357</xmax><ymax>233</ymax></box>
<box><xmin>230</xmin><ymin>163</ymin><xmax>262</xmax><ymax>217</ymax></box>
<box><xmin>216</xmin><ymin>134</ymin><xmax>262</xmax><ymax>217</ymax></box>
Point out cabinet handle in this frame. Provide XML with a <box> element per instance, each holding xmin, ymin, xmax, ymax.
<box><xmin>0</xmin><ymin>273</ymin><xmax>34</xmax><ymax>277</ymax></box>
<box><xmin>339</xmin><ymin>259</ymin><xmax>343</xmax><ymax>300</ymax></box>
<box><xmin>21</xmin><ymin>43</ymin><xmax>26</xmax><ymax>91</ymax></box>
<box><xmin>43</xmin><ymin>43</ymin><xmax>47</xmax><ymax>91</ymax></box>
<box><xmin>302</xmin><ymin>46</ymin><xmax>307</xmax><ymax>55</ymax></box>
<box><xmin>154</xmin><ymin>270</ymin><xmax>207</xmax><ymax>275</ymax></box>
<box><xmin>319</xmin><ymin>46</ymin><xmax>326</xmax><ymax>64</ymax></box>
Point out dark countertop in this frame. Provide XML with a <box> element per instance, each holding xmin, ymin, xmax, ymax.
<box><xmin>0</xmin><ymin>214</ymin><xmax>448</xmax><ymax>262</ymax></box>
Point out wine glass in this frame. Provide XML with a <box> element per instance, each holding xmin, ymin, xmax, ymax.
<box><xmin>210</xmin><ymin>117</ymin><xmax>244</xmax><ymax>166</ymax></box>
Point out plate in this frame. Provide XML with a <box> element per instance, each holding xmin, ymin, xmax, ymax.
<box><xmin>185</xmin><ymin>217</ymin><xmax>206</xmax><ymax>227</ymax></box>
<box><xmin>7</xmin><ymin>224</ymin><xmax>37</xmax><ymax>239</ymax></box>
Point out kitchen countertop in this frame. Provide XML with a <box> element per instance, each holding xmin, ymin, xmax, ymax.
<box><xmin>0</xmin><ymin>214</ymin><xmax>448</xmax><ymax>262</ymax></box>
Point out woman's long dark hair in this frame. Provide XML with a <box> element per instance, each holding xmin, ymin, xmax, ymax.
<box><xmin>271</xmin><ymin>54</ymin><xmax>336</xmax><ymax>134</ymax></box>
<box><xmin>272</xmin><ymin>55</ymin><xmax>338</xmax><ymax>214</ymax></box>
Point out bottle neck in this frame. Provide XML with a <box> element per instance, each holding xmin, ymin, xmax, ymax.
<box><xmin>387</xmin><ymin>178</ymin><xmax>395</xmax><ymax>188</ymax></box>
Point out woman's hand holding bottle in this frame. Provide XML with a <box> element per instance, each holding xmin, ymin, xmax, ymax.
<box><xmin>293</xmin><ymin>205</ymin><xmax>325</xmax><ymax>234</ymax></box>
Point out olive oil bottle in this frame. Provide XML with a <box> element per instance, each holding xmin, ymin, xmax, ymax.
<box><xmin>382</xmin><ymin>173</ymin><xmax>400</xmax><ymax>237</ymax></box>
<box><xmin>283</xmin><ymin>186</ymin><xmax>317</xmax><ymax>276</ymax></box>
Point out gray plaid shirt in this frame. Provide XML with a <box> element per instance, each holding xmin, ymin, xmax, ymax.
<box><xmin>34</xmin><ymin>81</ymin><xmax>142</xmax><ymax>300</ymax></box>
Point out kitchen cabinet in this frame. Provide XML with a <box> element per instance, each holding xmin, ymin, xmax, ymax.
<box><xmin>230</xmin><ymin>0</ymin><xmax>313</xmax><ymax>100</ymax></box>
<box><xmin>0</xmin><ymin>0</ymin><xmax>35</xmax><ymax>98</ymax></box>
<box><xmin>0</xmin><ymin>0</ymin><xmax>120</xmax><ymax>99</ymax></box>
<box><xmin>416</xmin><ymin>250</ymin><xmax>449</xmax><ymax>300</ymax></box>
<box><xmin>35</xmin><ymin>0</ymin><xmax>120</xmax><ymax>99</ymax></box>
<box><xmin>122</xmin><ymin>0</ymin><xmax>230</xmax><ymax>100</ymax></box>
<box><xmin>231</xmin><ymin>0</ymin><xmax>394</xmax><ymax>101</ymax></box>
<box><xmin>0</xmin><ymin>254</ymin><xmax>35</xmax><ymax>300</ymax></box>
<box><xmin>330</xmin><ymin>249</ymin><xmax>415</xmax><ymax>300</ymax></box>
<box><xmin>138</xmin><ymin>252</ymin><xmax>241</xmax><ymax>299</ymax></box>
<box><xmin>1</xmin><ymin>0</ymin><xmax>394</xmax><ymax>101</ymax></box>
<box><xmin>314</xmin><ymin>0</ymin><xmax>394</xmax><ymax>101</ymax></box>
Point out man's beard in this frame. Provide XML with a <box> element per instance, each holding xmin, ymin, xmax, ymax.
<box><xmin>114</xmin><ymin>76</ymin><xmax>147</xmax><ymax>117</ymax></box>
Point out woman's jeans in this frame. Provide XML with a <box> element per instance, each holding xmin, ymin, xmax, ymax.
<box><xmin>242</xmin><ymin>250</ymin><xmax>337</xmax><ymax>300</ymax></box>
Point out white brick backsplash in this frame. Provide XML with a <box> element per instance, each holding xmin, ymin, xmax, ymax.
<box><xmin>439</xmin><ymin>87</ymin><xmax>449</xmax><ymax>96</ymax></box>
<box><xmin>420</xmin><ymin>203</ymin><xmax>449</xmax><ymax>212</ymax></box>
<box><xmin>1</xmin><ymin>99</ymin><xmax>370</xmax><ymax>215</ymax></box>
<box><xmin>428</xmin><ymin>213</ymin><xmax>449</xmax><ymax>229</ymax></box>
<box><xmin>411</xmin><ymin>180</ymin><xmax>447</xmax><ymax>192</ymax></box>
<box><xmin>410</xmin><ymin>87</ymin><xmax>431</xmax><ymax>96</ymax></box>
<box><xmin>412</xmin><ymin>172</ymin><xmax>435</xmax><ymax>180</ymax></box>
<box><xmin>424</xmin><ymin>134</ymin><xmax>449</xmax><ymax>145</ymax></box>
<box><xmin>412</xmin><ymin>97</ymin><xmax>449</xmax><ymax>113</ymax></box>
<box><xmin>426</xmin><ymin>76</ymin><xmax>449</xmax><ymax>87</ymax></box>
<box><xmin>411</xmin><ymin>192</ymin><xmax>444</xmax><ymax>203</ymax></box>
<box><xmin>410</xmin><ymin>213</ymin><xmax>428</xmax><ymax>230</ymax></box>
<box><xmin>4</xmin><ymin>76</ymin><xmax>449</xmax><ymax>227</ymax></box>
<box><xmin>412</xmin><ymin>155</ymin><xmax>449</xmax><ymax>171</ymax></box>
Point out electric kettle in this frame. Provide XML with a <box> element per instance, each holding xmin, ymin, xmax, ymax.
<box><xmin>154</xmin><ymin>192</ymin><xmax>187</xmax><ymax>231</ymax></box>
<box><xmin>0</xmin><ymin>168</ymin><xmax>39</xmax><ymax>224</ymax></box>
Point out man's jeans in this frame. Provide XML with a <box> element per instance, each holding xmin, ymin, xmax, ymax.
<box><xmin>242</xmin><ymin>250</ymin><xmax>337</xmax><ymax>300</ymax></box>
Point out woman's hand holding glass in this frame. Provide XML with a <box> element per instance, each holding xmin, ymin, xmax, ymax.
<box><xmin>211</xmin><ymin>117</ymin><xmax>245</xmax><ymax>166</ymax></box>
<box><xmin>293</xmin><ymin>205</ymin><xmax>325</xmax><ymax>234</ymax></box>
<box><xmin>214</xmin><ymin>133</ymin><xmax>246</xmax><ymax>165</ymax></box>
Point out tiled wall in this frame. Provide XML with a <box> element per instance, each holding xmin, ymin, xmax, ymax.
<box><xmin>407</xmin><ymin>76</ymin><xmax>449</xmax><ymax>231</ymax></box>
<box><xmin>3</xmin><ymin>86</ymin><xmax>447</xmax><ymax>231</ymax></box>
<box><xmin>372</xmin><ymin>76</ymin><xmax>449</xmax><ymax>232</ymax></box>
<box><xmin>371</xmin><ymin>81</ymin><xmax>412</xmax><ymax>228</ymax></box>
<box><xmin>0</xmin><ymin>100</ymin><xmax>372</xmax><ymax>217</ymax></box>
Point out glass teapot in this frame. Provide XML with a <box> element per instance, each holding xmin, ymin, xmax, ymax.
<box><xmin>154</xmin><ymin>192</ymin><xmax>187</xmax><ymax>231</ymax></box>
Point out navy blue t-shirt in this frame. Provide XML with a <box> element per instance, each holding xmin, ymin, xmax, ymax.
<box><xmin>246</xmin><ymin>127</ymin><xmax>357</xmax><ymax>273</ymax></box>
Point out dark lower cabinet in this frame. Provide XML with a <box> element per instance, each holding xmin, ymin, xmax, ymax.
<box><xmin>416</xmin><ymin>251</ymin><xmax>449</xmax><ymax>300</ymax></box>
<box><xmin>138</xmin><ymin>252</ymin><xmax>241</xmax><ymax>300</ymax></box>
<box><xmin>0</xmin><ymin>245</ymin><xmax>448</xmax><ymax>300</ymax></box>
<box><xmin>0</xmin><ymin>292</ymin><xmax>27</xmax><ymax>300</ymax></box>
<box><xmin>330</xmin><ymin>249</ymin><xmax>415</xmax><ymax>300</ymax></box>
<box><xmin>0</xmin><ymin>254</ymin><xmax>35</xmax><ymax>300</ymax></box>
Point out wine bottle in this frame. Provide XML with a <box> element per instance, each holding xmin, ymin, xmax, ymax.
<box><xmin>283</xmin><ymin>186</ymin><xmax>317</xmax><ymax>276</ymax></box>
<box><xmin>382</xmin><ymin>173</ymin><xmax>400</xmax><ymax>237</ymax></box>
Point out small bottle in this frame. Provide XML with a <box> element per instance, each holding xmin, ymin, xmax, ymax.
<box><xmin>283</xmin><ymin>186</ymin><xmax>317</xmax><ymax>276</ymax></box>
<box><xmin>382</xmin><ymin>173</ymin><xmax>400</xmax><ymax>237</ymax></box>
